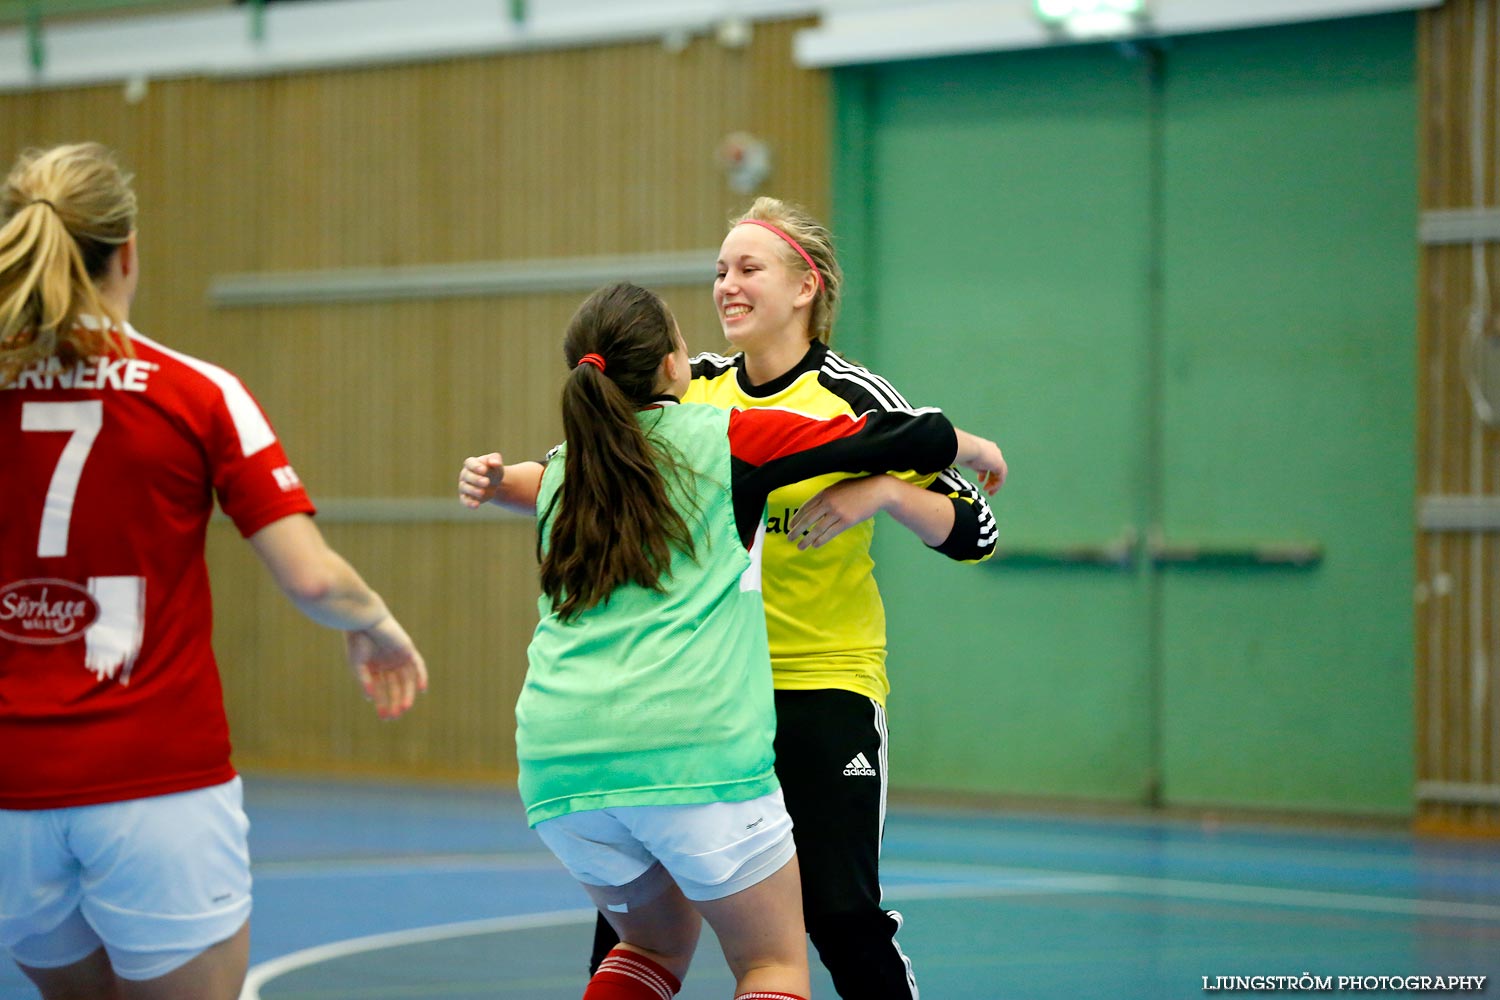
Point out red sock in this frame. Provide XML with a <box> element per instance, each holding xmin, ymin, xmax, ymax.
<box><xmin>583</xmin><ymin>947</ymin><xmax>681</xmax><ymax>1000</ymax></box>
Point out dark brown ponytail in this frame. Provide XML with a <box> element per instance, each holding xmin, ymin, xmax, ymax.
<box><xmin>539</xmin><ymin>283</ymin><xmax>695</xmax><ymax>620</ymax></box>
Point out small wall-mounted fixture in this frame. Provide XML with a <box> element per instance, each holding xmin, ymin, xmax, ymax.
<box><xmin>1034</xmin><ymin>0</ymin><xmax>1149</xmax><ymax>40</ymax></box>
<box><xmin>716</xmin><ymin>18</ymin><xmax>752</xmax><ymax>49</ymax></box>
<box><xmin>1463</xmin><ymin>315</ymin><xmax>1500</xmax><ymax>426</ymax></box>
<box><xmin>716</xmin><ymin>132</ymin><xmax>771</xmax><ymax>195</ymax></box>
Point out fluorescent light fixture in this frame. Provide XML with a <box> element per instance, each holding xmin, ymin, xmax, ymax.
<box><xmin>1034</xmin><ymin>0</ymin><xmax>1148</xmax><ymax>38</ymax></box>
<box><xmin>795</xmin><ymin>1</ymin><xmax>1446</xmax><ymax>69</ymax></box>
<box><xmin>1035</xmin><ymin>0</ymin><xmax>1077</xmax><ymax>16</ymax></box>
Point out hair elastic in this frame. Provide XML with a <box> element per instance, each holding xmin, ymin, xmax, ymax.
<box><xmin>735</xmin><ymin>219</ymin><xmax>825</xmax><ymax>293</ymax></box>
<box><xmin>25</xmin><ymin>199</ymin><xmax>59</xmax><ymax>214</ymax></box>
<box><xmin>576</xmin><ymin>353</ymin><xmax>606</xmax><ymax>372</ymax></box>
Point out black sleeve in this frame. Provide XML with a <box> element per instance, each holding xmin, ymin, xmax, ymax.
<box><xmin>814</xmin><ymin>358</ymin><xmax>998</xmax><ymax>563</ymax></box>
<box><xmin>724</xmin><ymin>406</ymin><xmax>957</xmax><ymax>548</ymax></box>
<box><xmin>923</xmin><ymin>468</ymin><xmax>999</xmax><ymax>562</ymax></box>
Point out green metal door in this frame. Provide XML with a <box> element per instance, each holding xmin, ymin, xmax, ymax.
<box><xmin>1157</xmin><ymin>19</ymin><xmax>1415</xmax><ymax>813</ymax></box>
<box><xmin>835</xmin><ymin>14</ymin><xmax>1415</xmax><ymax>813</ymax></box>
<box><xmin>836</xmin><ymin>43</ymin><xmax>1159</xmax><ymax>802</ymax></box>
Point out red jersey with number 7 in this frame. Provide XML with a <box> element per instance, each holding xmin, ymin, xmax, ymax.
<box><xmin>0</xmin><ymin>324</ymin><xmax>315</xmax><ymax>809</ymax></box>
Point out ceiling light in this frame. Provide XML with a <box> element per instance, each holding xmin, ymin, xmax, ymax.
<box><xmin>1034</xmin><ymin>0</ymin><xmax>1149</xmax><ymax>39</ymax></box>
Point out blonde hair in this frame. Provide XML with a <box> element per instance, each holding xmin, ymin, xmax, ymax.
<box><xmin>0</xmin><ymin>142</ymin><xmax>136</xmax><ymax>387</ymax></box>
<box><xmin>732</xmin><ymin>196</ymin><xmax>843</xmax><ymax>344</ymax></box>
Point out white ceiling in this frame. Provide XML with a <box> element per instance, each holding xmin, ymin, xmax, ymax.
<box><xmin>0</xmin><ymin>0</ymin><xmax>1443</xmax><ymax>92</ymax></box>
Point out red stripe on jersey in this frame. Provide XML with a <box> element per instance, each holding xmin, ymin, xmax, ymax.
<box><xmin>728</xmin><ymin>406</ymin><xmax>868</xmax><ymax>467</ymax></box>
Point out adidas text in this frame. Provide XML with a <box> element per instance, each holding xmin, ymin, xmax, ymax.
<box><xmin>843</xmin><ymin>752</ymin><xmax>877</xmax><ymax>777</ymax></box>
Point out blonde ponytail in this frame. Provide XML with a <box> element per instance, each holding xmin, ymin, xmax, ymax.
<box><xmin>0</xmin><ymin>143</ymin><xmax>136</xmax><ymax>387</ymax></box>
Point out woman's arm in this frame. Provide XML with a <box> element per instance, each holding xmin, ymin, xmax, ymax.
<box><xmin>457</xmin><ymin>453</ymin><xmax>545</xmax><ymax>515</ymax></box>
<box><xmin>248</xmin><ymin>514</ymin><xmax>427</xmax><ymax>719</ymax></box>
<box><xmin>726</xmin><ymin>405</ymin><xmax>959</xmax><ymax>547</ymax></box>
<box><xmin>954</xmin><ymin>428</ymin><xmax>1008</xmax><ymax>493</ymax></box>
<box><xmin>787</xmin><ymin>476</ymin><xmax>952</xmax><ymax>550</ymax></box>
<box><xmin>786</xmin><ymin>430</ymin><xmax>1005</xmax><ymax>550</ymax></box>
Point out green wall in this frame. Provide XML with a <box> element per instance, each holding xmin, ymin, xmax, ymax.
<box><xmin>834</xmin><ymin>14</ymin><xmax>1416</xmax><ymax>815</ymax></box>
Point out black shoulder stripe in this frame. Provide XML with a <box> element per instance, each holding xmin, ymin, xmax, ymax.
<box><xmin>819</xmin><ymin>352</ymin><xmax>919</xmax><ymax>413</ymax></box>
<box><xmin>691</xmin><ymin>352</ymin><xmax>739</xmax><ymax>379</ymax></box>
<box><xmin>825</xmin><ymin>352</ymin><xmax>913</xmax><ymax>409</ymax></box>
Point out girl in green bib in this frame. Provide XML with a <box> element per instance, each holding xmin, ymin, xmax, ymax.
<box><xmin>475</xmin><ymin>282</ymin><xmax>1004</xmax><ymax>1000</ymax></box>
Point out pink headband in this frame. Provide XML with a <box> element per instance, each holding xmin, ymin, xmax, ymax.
<box><xmin>735</xmin><ymin>219</ymin><xmax>825</xmax><ymax>294</ymax></box>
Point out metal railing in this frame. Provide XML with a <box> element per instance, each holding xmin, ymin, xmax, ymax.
<box><xmin>0</xmin><ymin>1</ymin><xmax>260</xmax><ymax>71</ymax></box>
<box><xmin>0</xmin><ymin>0</ymin><xmax>530</xmax><ymax>74</ymax></box>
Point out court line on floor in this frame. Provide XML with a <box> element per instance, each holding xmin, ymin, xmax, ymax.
<box><xmin>238</xmin><ymin>908</ymin><xmax>596</xmax><ymax>1000</ymax></box>
<box><xmin>889</xmin><ymin>859</ymin><xmax>1500</xmax><ymax>921</ymax></box>
<box><xmin>239</xmin><ymin>862</ymin><xmax>1500</xmax><ymax>999</ymax></box>
<box><xmin>254</xmin><ymin>852</ymin><xmax>1500</xmax><ymax>924</ymax></box>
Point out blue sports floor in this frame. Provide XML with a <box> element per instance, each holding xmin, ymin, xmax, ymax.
<box><xmin>1</xmin><ymin>775</ymin><xmax>1496</xmax><ymax>999</ymax></box>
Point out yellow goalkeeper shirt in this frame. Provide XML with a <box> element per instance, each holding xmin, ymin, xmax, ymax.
<box><xmin>685</xmin><ymin>341</ymin><xmax>997</xmax><ymax>705</ymax></box>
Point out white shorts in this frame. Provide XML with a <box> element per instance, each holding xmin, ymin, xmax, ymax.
<box><xmin>0</xmin><ymin>777</ymin><xmax>252</xmax><ymax>981</ymax></box>
<box><xmin>535</xmin><ymin>789</ymin><xmax>795</xmax><ymax>902</ymax></box>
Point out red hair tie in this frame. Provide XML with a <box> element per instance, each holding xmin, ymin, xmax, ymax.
<box><xmin>576</xmin><ymin>353</ymin><xmax>606</xmax><ymax>372</ymax></box>
<box><xmin>735</xmin><ymin>219</ymin><xmax>825</xmax><ymax>294</ymax></box>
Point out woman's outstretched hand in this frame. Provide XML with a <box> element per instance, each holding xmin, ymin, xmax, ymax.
<box><xmin>458</xmin><ymin>453</ymin><xmax>505</xmax><ymax>509</ymax></box>
<box><xmin>954</xmin><ymin>430</ymin><xmax>1007</xmax><ymax>495</ymax></box>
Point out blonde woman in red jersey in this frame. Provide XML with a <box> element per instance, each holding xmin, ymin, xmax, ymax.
<box><xmin>0</xmin><ymin>143</ymin><xmax>427</xmax><ymax>1000</ymax></box>
<box><xmin>462</xmin><ymin>197</ymin><xmax>1003</xmax><ymax>1000</ymax></box>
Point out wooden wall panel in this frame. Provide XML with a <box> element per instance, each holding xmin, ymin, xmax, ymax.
<box><xmin>207</xmin><ymin>521</ymin><xmax>540</xmax><ymax>776</ymax></box>
<box><xmin>0</xmin><ymin>19</ymin><xmax>827</xmax><ymax>781</ymax></box>
<box><xmin>1418</xmin><ymin>0</ymin><xmax>1500</xmax><ymax>835</ymax></box>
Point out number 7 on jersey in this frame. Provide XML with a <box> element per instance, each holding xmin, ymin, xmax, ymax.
<box><xmin>21</xmin><ymin>400</ymin><xmax>103</xmax><ymax>558</ymax></box>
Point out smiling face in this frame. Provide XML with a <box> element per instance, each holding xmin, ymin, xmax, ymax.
<box><xmin>713</xmin><ymin>223</ymin><xmax>819</xmax><ymax>356</ymax></box>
